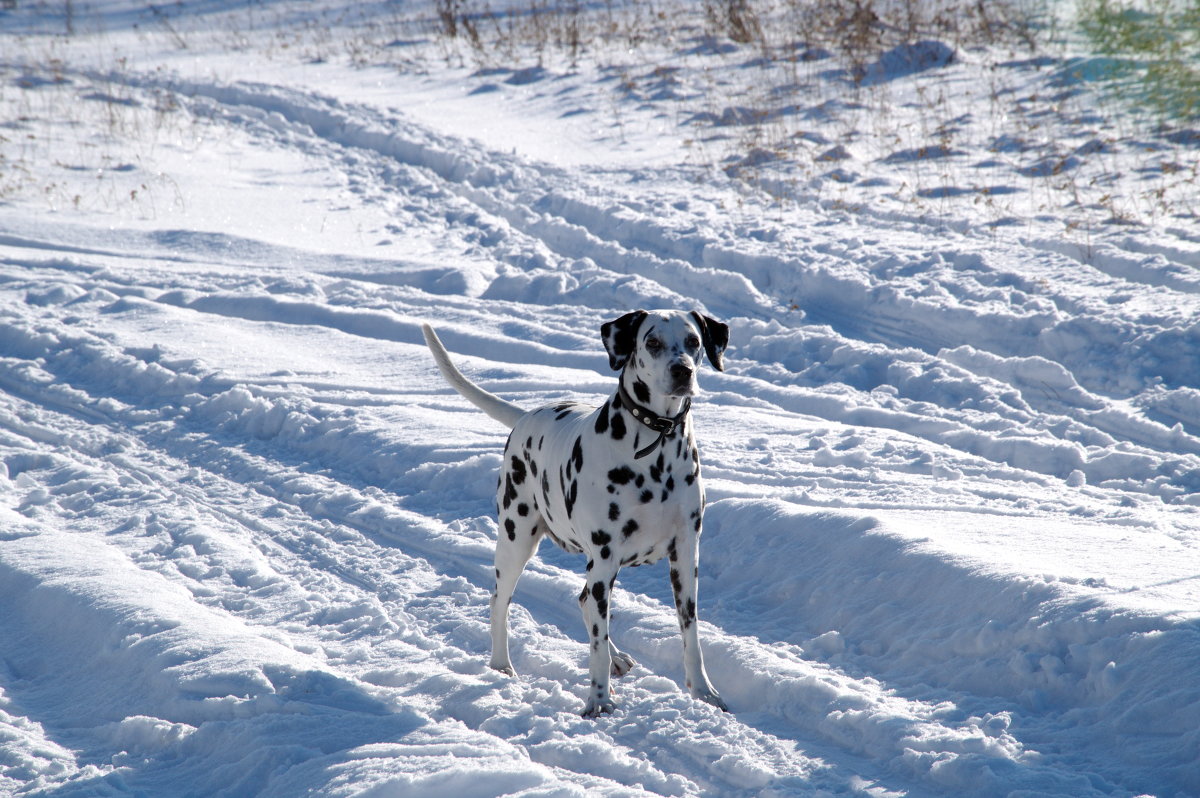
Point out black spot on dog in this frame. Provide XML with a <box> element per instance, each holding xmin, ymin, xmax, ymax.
<box><xmin>665</xmin><ymin>476</ymin><xmax>675</xmax><ymax>493</ymax></box>
<box><xmin>601</xmin><ymin>545</ymin><xmax>611</xmax><ymax>559</ymax></box>
<box><xmin>685</xmin><ymin>473</ymin><xmax>695</xmax><ymax>485</ymax></box>
<box><xmin>502</xmin><ymin>474</ymin><xmax>517</xmax><ymax>509</ymax></box>
<box><xmin>608</xmin><ymin>502</ymin><xmax>620</xmax><ymax>521</ymax></box>
<box><xmin>504</xmin><ymin>518</ymin><xmax>516</xmax><ymax>540</ymax></box>
<box><xmin>591</xmin><ymin>529</ymin><xmax>612</xmax><ymax>546</ymax></box>
<box><xmin>670</xmin><ymin>567</ymin><xmax>683</xmax><ymax>599</ymax></box>
<box><xmin>541</xmin><ymin>471</ymin><xmax>551</xmax><ymax>503</ymax></box>
<box><xmin>639</xmin><ymin>489</ymin><xmax>653</xmax><ymax>503</ymax></box>
<box><xmin>565</xmin><ymin>480</ymin><xmax>578</xmax><ymax>518</ymax></box>
<box><xmin>608</xmin><ymin>466</ymin><xmax>635</xmax><ymax>485</ymax></box>
<box><xmin>591</xmin><ymin>581</ymin><xmax>608</xmax><ymax>618</ymax></box>
<box><xmin>621</xmin><ymin>519</ymin><xmax>639</xmax><ymax>538</ymax></box>
<box><xmin>531</xmin><ymin>460</ymin><xmax>539</xmax><ymax>478</ymax></box>
<box><xmin>510</xmin><ymin>456</ymin><xmax>527</xmax><ymax>485</ymax></box>
<box><xmin>517</xmin><ymin>502</ymin><xmax>529</xmax><ymax>516</ymax></box>
<box><xmin>571</xmin><ymin>437</ymin><xmax>584</xmax><ymax>474</ymax></box>
<box><xmin>635</xmin><ymin>474</ymin><xmax>645</xmax><ymax>488</ymax></box>
<box><xmin>595</xmin><ymin>402</ymin><xmax>609</xmax><ymax>434</ymax></box>
<box><xmin>610</xmin><ymin>413</ymin><xmax>627</xmax><ymax>440</ymax></box>
<box><xmin>633</xmin><ymin>379</ymin><xmax>651</xmax><ymax>404</ymax></box>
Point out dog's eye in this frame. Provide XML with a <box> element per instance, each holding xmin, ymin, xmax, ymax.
<box><xmin>645</xmin><ymin>338</ymin><xmax>664</xmax><ymax>354</ymax></box>
<box><xmin>686</xmin><ymin>335</ymin><xmax>701</xmax><ymax>350</ymax></box>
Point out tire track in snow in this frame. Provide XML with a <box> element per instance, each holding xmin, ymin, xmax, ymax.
<box><xmin>12</xmin><ymin>224</ymin><xmax>1199</xmax><ymax>506</ymax></box>
<box><xmin>160</xmin><ymin>72</ymin><xmax>1200</xmax><ymax>402</ymax></box>
<box><xmin>6</xmin><ymin>251</ymin><xmax>1142</xmax><ymax>527</ymax></box>
<box><xmin>0</xmin><ymin>363</ymin><xmax>701</xmax><ymax>796</ymax></box>
<box><xmin>6</xmin><ymin>250</ymin><xmax>1125</xmax><ymax>530</ymax></box>
<box><xmin>105</xmin><ymin>272</ymin><xmax>1200</xmax><ymax>500</ymax></box>
<box><xmin>13</xmin><ymin>58</ymin><xmax>1198</xmax><ymax>498</ymax></box>
<box><xmin>62</xmin><ymin>67</ymin><xmax>1200</xmax><ymax>502</ymax></box>
<box><xmin>0</xmin><ymin>284</ymin><xmax>1142</xmax><ymax>796</ymax></box>
<box><xmin>0</xmin><ymin>311</ymin><xmax>844</xmax><ymax>794</ymax></box>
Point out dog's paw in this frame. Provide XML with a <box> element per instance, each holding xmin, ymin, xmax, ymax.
<box><xmin>581</xmin><ymin>698</ymin><xmax>616</xmax><ymax>718</ymax></box>
<box><xmin>693</xmin><ymin>686</ymin><xmax>729</xmax><ymax>712</ymax></box>
<box><xmin>610</xmin><ymin>650</ymin><xmax>636</xmax><ymax>678</ymax></box>
<box><xmin>489</xmin><ymin>660</ymin><xmax>517</xmax><ymax>677</ymax></box>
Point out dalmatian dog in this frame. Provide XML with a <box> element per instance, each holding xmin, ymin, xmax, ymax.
<box><xmin>422</xmin><ymin>310</ymin><xmax>729</xmax><ymax>717</ymax></box>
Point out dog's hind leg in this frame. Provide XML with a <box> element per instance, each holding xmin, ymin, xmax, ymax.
<box><xmin>609</xmin><ymin>642</ymin><xmax>636</xmax><ymax>677</ymax></box>
<box><xmin>490</xmin><ymin>487</ymin><xmax>544</xmax><ymax>677</ymax></box>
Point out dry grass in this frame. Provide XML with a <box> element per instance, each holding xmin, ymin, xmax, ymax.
<box><xmin>2</xmin><ymin>0</ymin><xmax>1196</xmax><ymax>237</ymax></box>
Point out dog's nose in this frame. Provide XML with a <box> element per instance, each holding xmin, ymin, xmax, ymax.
<box><xmin>670</xmin><ymin>362</ymin><xmax>694</xmax><ymax>382</ymax></box>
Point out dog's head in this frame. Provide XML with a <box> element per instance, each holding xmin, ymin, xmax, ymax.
<box><xmin>601</xmin><ymin>310</ymin><xmax>728</xmax><ymax>399</ymax></box>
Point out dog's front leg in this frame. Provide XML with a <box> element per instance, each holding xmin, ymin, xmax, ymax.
<box><xmin>669</xmin><ymin>534</ymin><xmax>728</xmax><ymax>711</ymax></box>
<box><xmin>578</xmin><ymin>561</ymin><xmax>619</xmax><ymax>717</ymax></box>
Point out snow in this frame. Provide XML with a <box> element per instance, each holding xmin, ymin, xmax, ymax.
<box><xmin>1</xmin><ymin>1</ymin><xmax>1198</xmax><ymax>796</ymax></box>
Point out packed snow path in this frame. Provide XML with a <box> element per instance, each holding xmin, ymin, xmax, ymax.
<box><xmin>2</xmin><ymin>30</ymin><xmax>1200</xmax><ymax>798</ymax></box>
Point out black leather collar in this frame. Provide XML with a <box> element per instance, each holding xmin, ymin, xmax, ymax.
<box><xmin>617</xmin><ymin>380</ymin><xmax>691</xmax><ymax>459</ymax></box>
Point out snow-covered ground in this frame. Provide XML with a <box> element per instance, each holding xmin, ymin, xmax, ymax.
<box><xmin>1</xmin><ymin>2</ymin><xmax>1198</xmax><ymax>796</ymax></box>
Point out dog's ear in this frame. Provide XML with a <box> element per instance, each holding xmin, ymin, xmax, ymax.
<box><xmin>600</xmin><ymin>310</ymin><xmax>648</xmax><ymax>371</ymax></box>
<box><xmin>690</xmin><ymin>311</ymin><xmax>729</xmax><ymax>371</ymax></box>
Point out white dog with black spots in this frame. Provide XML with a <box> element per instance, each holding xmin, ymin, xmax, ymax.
<box><xmin>423</xmin><ymin>309</ymin><xmax>729</xmax><ymax>717</ymax></box>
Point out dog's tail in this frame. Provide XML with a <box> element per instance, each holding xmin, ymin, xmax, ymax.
<box><xmin>422</xmin><ymin>324</ymin><xmax>525</xmax><ymax>429</ymax></box>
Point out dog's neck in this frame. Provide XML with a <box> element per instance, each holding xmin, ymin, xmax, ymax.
<box><xmin>617</xmin><ymin>370</ymin><xmax>691</xmax><ymax>460</ymax></box>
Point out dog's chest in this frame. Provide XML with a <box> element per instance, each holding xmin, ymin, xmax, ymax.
<box><xmin>520</xmin><ymin>406</ymin><xmax>702</xmax><ymax>564</ymax></box>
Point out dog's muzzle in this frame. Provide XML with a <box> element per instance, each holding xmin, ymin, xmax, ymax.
<box><xmin>669</xmin><ymin>362</ymin><xmax>695</xmax><ymax>396</ymax></box>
